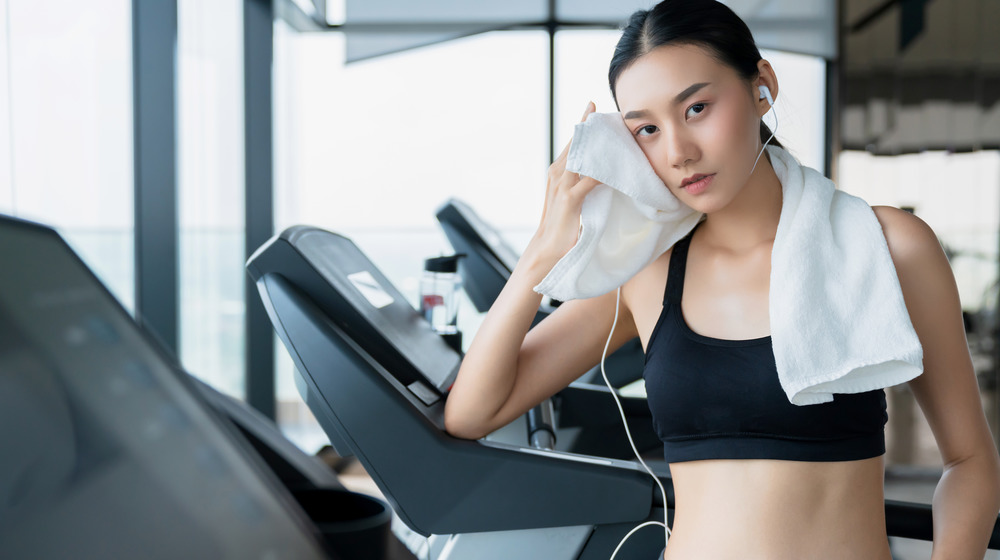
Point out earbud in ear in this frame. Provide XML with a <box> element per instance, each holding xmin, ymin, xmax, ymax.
<box><xmin>749</xmin><ymin>84</ymin><xmax>778</xmax><ymax>175</ymax></box>
<box><xmin>758</xmin><ymin>85</ymin><xmax>774</xmax><ymax>107</ymax></box>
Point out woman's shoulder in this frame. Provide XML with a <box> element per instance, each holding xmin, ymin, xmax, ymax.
<box><xmin>870</xmin><ymin>205</ymin><xmax>956</xmax><ymax>321</ymax></box>
<box><xmin>870</xmin><ymin>205</ymin><xmax>940</xmax><ymax>264</ymax></box>
<box><xmin>622</xmin><ymin>244</ymin><xmax>674</xmax><ymax>309</ymax></box>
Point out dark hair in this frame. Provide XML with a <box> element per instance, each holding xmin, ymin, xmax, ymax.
<box><xmin>608</xmin><ymin>0</ymin><xmax>783</xmax><ymax>150</ymax></box>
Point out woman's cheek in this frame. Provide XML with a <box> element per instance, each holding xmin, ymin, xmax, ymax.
<box><xmin>704</xmin><ymin>106</ymin><xmax>746</xmax><ymax>152</ymax></box>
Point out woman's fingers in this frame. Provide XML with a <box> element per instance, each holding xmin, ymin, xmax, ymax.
<box><xmin>575</xmin><ymin>174</ymin><xmax>600</xmax><ymax>192</ymax></box>
<box><xmin>570</xmin><ymin>175</ymin><xmax>601</xmax><ymax>204</ymax></box>
<box><xmin>540</xmin><ymin>101</ymin><xmax>599</xmax><ymax>228</ymax></box>
<box><xmin>554</xmin><ymin>101</ymin><xmax>597</xmax><ymax>166</ymax></box>
<box><xmin>555</xmin><ymin>131</ymin><xmax>573</xmax><ymax>165</ymax></box>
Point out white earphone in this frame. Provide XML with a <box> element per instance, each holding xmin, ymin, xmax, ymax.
<box><xmin>749</xmin><ymin>84</ymin><xmax>777</xmax><ymax>176</ymax></box>
<box><xmin>759</xmin><ymin>84</ymin><xmax>774</xmax><ymax>107</ymax></box>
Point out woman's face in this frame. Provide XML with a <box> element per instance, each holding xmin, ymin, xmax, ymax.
<box><xmin>615</xmin><ymin>43</ymin><xmax>765</xmax><ymax>213</ymax></box>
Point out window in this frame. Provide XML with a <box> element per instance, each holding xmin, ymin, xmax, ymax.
<box><xmin>0</xmin><ymin>0</ymin><xmax>133</xmax><ymax>310</ymax></box>
<box><xmin>177</xmin><ymin>0</ymin><xmax>247</xmax><ymax>399</ymax></box>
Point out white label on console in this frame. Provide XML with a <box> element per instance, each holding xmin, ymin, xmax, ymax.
<box><xmin>347</xmin><ymin>270</ymin><xmax>394</xmax><ymax>309</ymax></box>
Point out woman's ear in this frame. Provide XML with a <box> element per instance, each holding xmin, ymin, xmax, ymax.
<box><xmin>755</xmin><ymin>59</ymin><xmax>778</xmax><ymax>116</ymax></box>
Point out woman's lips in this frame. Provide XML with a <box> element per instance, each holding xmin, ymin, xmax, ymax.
<box><xmin>683</xmin><ymin>173</ymin><xmax>715</xmax><ymax>194</ymax></box>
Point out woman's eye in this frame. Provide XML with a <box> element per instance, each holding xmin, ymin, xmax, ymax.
<box><xmin>636</xmin><ymin>125</ymin><xmax>658</xmax><ymax>137</ymax></box>
<box><xmin>686</xmin><ymin>103</ymin><xmax>708</xmax><ymax>119</ymax></box>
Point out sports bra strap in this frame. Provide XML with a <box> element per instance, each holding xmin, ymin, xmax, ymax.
<box><xmin>664</xmin><ymin>222</ymin><xmax>702</xmax><ymax>305</ymax></box>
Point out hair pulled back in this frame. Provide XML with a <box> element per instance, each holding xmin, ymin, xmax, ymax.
<box><xmin>608</xmin><ymin>0</ymin><xmax>782</xmax><ymax>149</ymax></box>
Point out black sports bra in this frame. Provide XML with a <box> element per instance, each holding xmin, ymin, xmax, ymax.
<box><xmin>642</xmin><ymin>220</ymin><xmax>888</xmax><ymax>463</ymax></box>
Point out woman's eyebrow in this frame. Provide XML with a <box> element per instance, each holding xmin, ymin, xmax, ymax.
<box><xmin>623</xmin><ymin>82</ymin><xmax>712</xmax><ymax>120</ymax></box>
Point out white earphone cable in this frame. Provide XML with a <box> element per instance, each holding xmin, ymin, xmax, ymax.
<box><xmin>749</xmin><ymin>88</ymin><xmax>778</xmax><ymax>176</ymax></box>
<box><xmin>602</xmin><ymin>286</ymin><xmax>670</xmax><ymax>559</ymax></box>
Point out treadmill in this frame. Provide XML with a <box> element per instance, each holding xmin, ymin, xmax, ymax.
<box><xmin>246</xmin><ymin>223</ymin><xmax>982</xmax><ymax>559</ymax></box>
<box><xmin>0</xmin><ymin>214</ymin><xmax>392</xmax><ymax>560</ymax></box>
<box><xmin>247</xmin><ymin>225</ymin><xmax>669</xmax><ymax>559</ymax></box>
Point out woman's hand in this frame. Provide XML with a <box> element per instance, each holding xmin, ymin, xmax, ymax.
<box><xmin>523</xmin><ymin>101</ymin><xmax>600</xmax><ymax>272</ymax></box>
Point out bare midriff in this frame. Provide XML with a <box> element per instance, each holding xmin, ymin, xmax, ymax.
<box><xmin>660</xmin><ymin>454</ymin><xmax>891</xmax><ymax>560</ymax></box>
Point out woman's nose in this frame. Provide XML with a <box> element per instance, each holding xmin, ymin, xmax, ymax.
<box><xmin>662</xmin><ymin>125</ymin><xmax>698</xmax><ymax>170</ymax></box>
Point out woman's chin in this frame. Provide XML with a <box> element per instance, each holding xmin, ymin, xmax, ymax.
<box><xmin>676</xmin><ymin>195</ymin><xmax>716</xmax><ymax>214</ymax></box>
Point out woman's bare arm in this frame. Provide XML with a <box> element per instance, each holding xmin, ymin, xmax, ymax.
<box><xmin>443</xmin><ymin>100</ymin><xmax>639</xmax><ymax>440</ymax></box>
<box><xmin>443</xmin><ymin>264</ymin><xmax>638</xmax><ymax>440</ymax></box>
<box><xmin>873</xmin><ymin>205</ymin><xmax>1000</xmax><ymax>559</ymax></box>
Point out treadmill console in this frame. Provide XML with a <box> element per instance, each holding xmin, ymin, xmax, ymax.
<box><xmin>248</xmin><ymin>226</ymin><xmax>460</xmax><ymax>404</ymax></box>
<box><xmin>0</xmin><ymin>215</ymin><xmax>332</xmax><ymax>559</ymax></box>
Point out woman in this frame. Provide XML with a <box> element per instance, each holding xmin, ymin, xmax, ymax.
<box><xmin>443</xmin><ymin>1</ymin><xmax>1000</xmax><ymax>558</ymax></box>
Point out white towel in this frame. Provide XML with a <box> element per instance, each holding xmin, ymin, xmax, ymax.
<box><xmin>533</xmin><ymin>111</ymin><xmax>924</xmax><ymax>406</ymax></box>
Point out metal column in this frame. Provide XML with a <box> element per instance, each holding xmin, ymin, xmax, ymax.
<box><xmin>244</xmin><ymin>0</ymin><xmax>276</xmax><ymax>419</ymax></box>
<box><xmin>132</xmin><ymin>0</ymin><xmax>179</xmax><ymax>353</ymax></box>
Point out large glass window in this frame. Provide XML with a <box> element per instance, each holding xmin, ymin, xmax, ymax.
<box><xmin>273</xmin><ymin>24</ymin><xmax>549</xmax><ymax>451</ymax></box>
<box><xmin>553</xmin><ymin>30</ymin><xmax>621</xmax><ymax>153</ymax></box>
<box><xmin>839</xmin><ymin>150</ymin><xmax>1000</xmax><ymax>316</ymax></box>
<box><xmin>0</xmin><ymin>0</ymin><xmax>133</xmax><ymax>310</ymax></box>
<box><xmin>177</xmin><ymin>0</ymin><xmax>246</xmax><ymax>399</ymax></box>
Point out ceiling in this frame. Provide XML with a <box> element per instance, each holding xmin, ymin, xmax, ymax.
<box><xmin>335</xmin><ymin>0</ymin><xmax>836</xmax><ymax>63</ymax></box>
<box><xmin>842</xmin><ymin>0</ymin><xmax>999</xmax><ymax>153</ymax></box>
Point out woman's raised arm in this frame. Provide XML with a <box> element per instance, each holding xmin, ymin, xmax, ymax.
<box><xmin>443</xmin><ymin>101</ymin><xmax>638</xmax><ymax>440</ymax></box>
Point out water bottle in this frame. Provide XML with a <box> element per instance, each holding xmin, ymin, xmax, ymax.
<box><xmin>420</xmin><ymin>254</ymin><xmax>464</xmax><ymax>353</ymax></box>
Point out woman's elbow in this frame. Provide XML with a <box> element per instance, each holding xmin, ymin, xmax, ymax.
<box><xmin>443</xmin><ymin>401</ymin><xmax>489</xmax><ymax>440</ymax></box>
